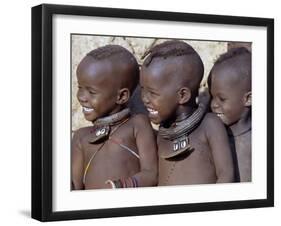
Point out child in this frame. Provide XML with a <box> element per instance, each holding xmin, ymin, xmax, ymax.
<box><xmin>140</xmin><ymin>40</ymin><xmax>234</xmax><ymax>186</ymax></box>
<box><xmin>72</xmin><ymin>45</ymin><xmax>158</xmax><ymax>190</ymax></box>
<box><xmin>208</xmin><ymin>47</ymin><xmax>251</xmax><ymax>182</ymax></box>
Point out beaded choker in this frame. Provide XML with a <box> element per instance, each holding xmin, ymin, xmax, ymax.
<box><xmin>88</xmin><ymin>108</ymin><xmax>130</xmax><ymax>144</ymax></box>
<box><xmin>158</xmin><ymin>103</ymin><xmax>207</xmax><ymax>159</ymax></box>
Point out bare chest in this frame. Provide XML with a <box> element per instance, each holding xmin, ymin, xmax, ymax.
<box><xmin>81</xmin><ymin>130</ymin><xmax>140</xmax><ymax>188</ymax></box>
<box><xmin>157</xmin><ymin>129</ymin><xmax>217</xmax><ymax>185</ymax></box>
<box><xmin>233</xmin><ymin>131</ymin><xmax>252</xmax><ymax>182</ymax></box>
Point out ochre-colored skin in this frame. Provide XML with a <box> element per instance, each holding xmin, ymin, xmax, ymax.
<box><xmin>157</xmin><ymin>113</ymin><xmax>234</xmax><ymax>185</ymax></box>
<box><xmin>72</xmin><ymin>56</ymin><xmax>158</xmax><ymax>190</ymax></box>
<box><xmin>72</xmin><ymin>114</ymin><xmax>158</xmax><ymax>189</ymax></box>
<box><xmin>140</xmin><ymin>55</ymin><xmax>234</xmax><ymax>186</ymax></box>
<box><xmin>210</xmin><ymin>57</ymin><xmax>251</xmax><ymax>182</ymax></box>
<box><xmin>231</xmin><ymin>130</ymin><xmax>251</xmax><ymax>182</ymax></box>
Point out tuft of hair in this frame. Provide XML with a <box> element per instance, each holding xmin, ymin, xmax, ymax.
<box><xmin>87</xmin><ymin>45</ymin><xmax>132</xmax><ymax>60</ymax></box>
<box><xmin>143</xmin><ymin>40</ymin><xmax>204</xmax><ymax>104</ymax></box>
<box><xmin>208</xmin><ymin>47</ymin><xmax>251</xmax><ymax>90</ymax></box>
<box><xmin>214</xmin><ymin>47</ymin><xmax>251</xmax><ymax>65</ymax></box>
<box><xmin>142</xmin><ymin>40</ymin><xmax>200</xmax><ymax>67</ymax></box>
<box><xmin>87</xmin><ymin>45</ymin><xmax>139</xmax><ymax>92</ymax></box>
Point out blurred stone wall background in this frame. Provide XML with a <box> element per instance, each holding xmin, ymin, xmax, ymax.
<box><xmin>72</xmin><ymin>35</ymin><xmax>228</xmax><ymax>131</ymax></box>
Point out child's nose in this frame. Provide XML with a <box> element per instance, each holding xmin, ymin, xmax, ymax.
<box><xmin>77</xmin><ymin>91</ymin><xmax>88</xmax><ymax>103</ymax></box>
<box><xmin>211</xmin><ymin>99</ymin><xmax>219</xmax><ymax>111</ymax></box>
<box><xmin>141</xmin><ymin>90</ymin><xmax>149</xmax><ymax>104</ymax></box>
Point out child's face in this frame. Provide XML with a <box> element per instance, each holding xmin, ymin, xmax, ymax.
<box><xmin>210</xmin><ymin>66</ymin><xmax>247</xmax><ymax>126</ymax></box>
<box><xmin>140</xmin><ymin>60</ymin><xmax>181</xmax><ymax>124</ymax></box>
<box><xmin>76</xmin><ymin>57</ymin><xmax>119</xmax><ymax>122</ymax></box>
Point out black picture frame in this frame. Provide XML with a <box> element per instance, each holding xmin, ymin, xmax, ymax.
<box><xmin>31</xmin><ymin>3</ymin><xmax>274</xmax><ymax>222</ymax></box>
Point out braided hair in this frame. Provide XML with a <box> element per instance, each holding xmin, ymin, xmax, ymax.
<box><xmin>142</xmin><ymin>40</ymin><xmax>204</xmax><ymax>103</ymax></box>
<box><xmin>142</xmin><ymin>40</ymin><xmax>200</xmax><ymax>67</ymax></box>
<box><xmin>87</xmin><ymin>45</ymin><xmax>133</xmax><ymax>61</ymax></box>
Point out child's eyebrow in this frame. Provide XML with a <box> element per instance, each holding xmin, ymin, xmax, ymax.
<box><xmin>81</xmin><ymin>85</ymin><xmax>100</xmax><ymax>92</ymax></box>
<box><xmin>145</xmin><ymin>86</ymin><xmax>159</xmax><ymax>93</ymax></box>
<box><xmin>140</xmin><ymin>80</ymin><xmax>159</xmax><ymax>92</ymax></box>
<box><xmin>215</xmin><ymin>92</ymin><xmax>227</xmax><ymax>97</ymax></box>
<box><xmin>77</xmin><ymin>82</ymin><xmax>94</xmax><ymax>89</ymax></box>
<box><xmin>86</xmin><ymin>86</ymin><xmax>99</xmax><ymax>91</ymax></box>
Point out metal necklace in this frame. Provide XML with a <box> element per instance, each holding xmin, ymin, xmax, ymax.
<box><xmin>88</xmin><ymin>108</ymin><xmax>130</xmax><ymax>144</ymax></box>
<box><xmin>158</xmin><ymin>103</ymin><xmax>207</xmax><ymax>159</ymax></box>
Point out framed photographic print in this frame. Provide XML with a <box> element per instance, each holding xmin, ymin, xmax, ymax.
<box><xmin>32</xmin><ymin>4</ymin><xmax>274</xmax><ymax>222</ymax></box>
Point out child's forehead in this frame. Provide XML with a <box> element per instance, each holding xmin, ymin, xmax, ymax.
<box><xmin>77</xmin><ymin>56</ymin><xmax>136</xmax><ymax>89</ymax></box>
<box><xmin>77</xmin><ymin>58</ymin><xmax>114</xmax><ymax>81</ymax></box>
<box><xmin>144</xmin><ymin>56</ymin><xmax>196</xmax><ymax>78</ymax></box>
<box><xmin>213</xmin><ymin>63</ymin><xmax>236</xmax><ymax>77</ymax></box>
<box><xmin>211</xmin><ymin>64</ymin><xmax>247</xmax><ymax>89</ymax></box>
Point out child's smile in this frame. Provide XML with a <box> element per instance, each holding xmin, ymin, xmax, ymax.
<box><xmin>76</xmin><ymin>57</ymin><xmax>121</xmax><ymax>122</ymax></box>
<box><xmin>146</xmin><ymin>107</ymin><xmax>158</xmax><ymax>116</ymax></box>
<box><xmin>82</xmin><ymin>106</ymin><xmax>95</xmax><ymax>114</ymax></box>
<box><xmin>213</xmin><ymin>112</ymin><xmax>228</xmax><ymax>126</ymax></box>
<box><xmin>210</xmin><ymin>66</ymin><xmax>248</xmax><ymax>127</ymax></box>
<box><xmin>215</xmin><ymin>112</ymin><xmax>224</xmax><ymax>119</ymax></box>
<box><xmin>140</xmin><ymin>61</ymin><xmax>179</xmax><ymax>124</ymax></box>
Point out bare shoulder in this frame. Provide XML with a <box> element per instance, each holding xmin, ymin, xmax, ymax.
<box><xmin>73</xmin><ymin>126</ymin><xmax>92</xmax><ymax>136</ymax></box>
<box><xmin>72</xmin><ymin>126</ymin><xmax>92</xmax><ymax>142</ymax></box>
<box><xmin>130</xmin><ymin>113</ymin><xmax>151</xmax><ymax>127</ymax></box>
<box><xmin>201</xmin><ymin>112</ymin><xmax>225</xmax><ymax>131</ymax></box>
<box><xmin>130</xmin><ymin>114</ymin><xmax>154</xmax><ymax>136</ymax></box>
<box><xmin>202</xmin><ymin>112</ymin><xmax>223</xmax><ymax>125</ymax></box>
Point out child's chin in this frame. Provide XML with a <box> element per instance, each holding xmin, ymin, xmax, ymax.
<box><xmin>149</xmin><ymin>116</ymin><xmax>161</xmax><ymax>125</ymax></box>
<box><xmin>220</xmin><ymin>117</ymin><xmax>229</xmax><ymax>125</ymax></box>
<box><xmin>216</xmin><ymin>115</ymin><xmax>228</xmax><ymax>125</ymax></box>
<box><xmin>84</xmin><ymin>115</ymin><xmax>96</xmax><ymax>122</ymax></box>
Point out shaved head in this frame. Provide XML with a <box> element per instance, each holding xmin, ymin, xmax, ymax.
<box><xmin>209</xmin><ymin>47</ymin><xmax>251</xmax><ymax>92</ymax></box>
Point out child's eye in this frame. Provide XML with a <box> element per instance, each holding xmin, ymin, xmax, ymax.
<box><xmin>89</xmin><ymin>91</ymin><xmax>96</xmax><ymax>95</ymax></box>
<box><xmin>149</xmin><ymin>91</ymin><xmax>158</xmax><ymax>96</ymax></box>
<box><xmin>219</xmin><ymin>96</ymin><xmax>226</xmax><ymax>102</ymax></box>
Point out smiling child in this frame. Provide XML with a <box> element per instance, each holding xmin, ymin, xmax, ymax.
<box><xmin>209</xmin><ymin>47</ymin><xmax>252</xmax><ymax>182</ymax></box>
<box><xmin>140</xmin><ymin>40</ymin><xmax>234</xmax><ymax>185</ymax></box>
<box><xmin>72</xmin><ymin>45</ymin><xmax>158</xmax><ymax>190</ymax></box>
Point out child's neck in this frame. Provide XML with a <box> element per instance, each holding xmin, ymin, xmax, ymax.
<box><xmin>164</xmin><ymin>105</ymin><xmax>195</xmax><ymax>127</ymax></box>
<box><xmin>109</xmin><ymin>105</ymin><xmax>125</xmax><ymax>116</ymax></box>
<box><xmin>230</xmin><ymin>108</ymin><xmax>251</xmax><ymax>137</ymax></box>
<box><xmin>93</xmin><ymin>105</ymin><xmax>129</xmax><ymax>127</ymax></box>
<box><xmin>175</xmin><ymin>105</ymin><xmax>195</xmax><ymax>122</ymax></box>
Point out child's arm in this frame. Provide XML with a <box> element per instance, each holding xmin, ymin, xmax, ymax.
<box><xmin>107</xmin><ymin>114</ymin><xmax>158</xmax><ymax>188</ymax></box>
<box><xmin>132</xmin><ymin>114</ymin><xmax>158</xmax><ymax>187</ymax></box>
<box><xmin>71</xmin><ymin>130</ymin><xmax>85</xmax><ymax>190</ymax></box>
<box><xmin>204</xmin><ymin>113</ymin><xmax>234</xmax><ymax>183</ymax></box>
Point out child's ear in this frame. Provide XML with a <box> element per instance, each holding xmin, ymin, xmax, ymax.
<box><xmin>116</xmin><ymin>88</ymin><xmax>130</xmax><ymax>105</ymax></box>
<box><xmin>178</xmin><ymin>87</ymin><xmax>191</xmax><ymax>104</ymax></box>
<box><xmin>243</xmin><ymin>91</ymin><xmax>252</xmax><ymax>107</ymax></box>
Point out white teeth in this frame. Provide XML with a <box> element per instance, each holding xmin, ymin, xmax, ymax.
<box><xmin>83</xmin><ymin>107</ymin><xmax>94</xmax><ymax>113</ymax></box>
<box><xmin>147</xmin><ymin>108</ymin><xmax>158</xmax><ymax>115</ymax></box>
<box><xmin>216</xmin><ymin>113</ymin><xmax>223</xmax><ymax>117</ymax></box>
